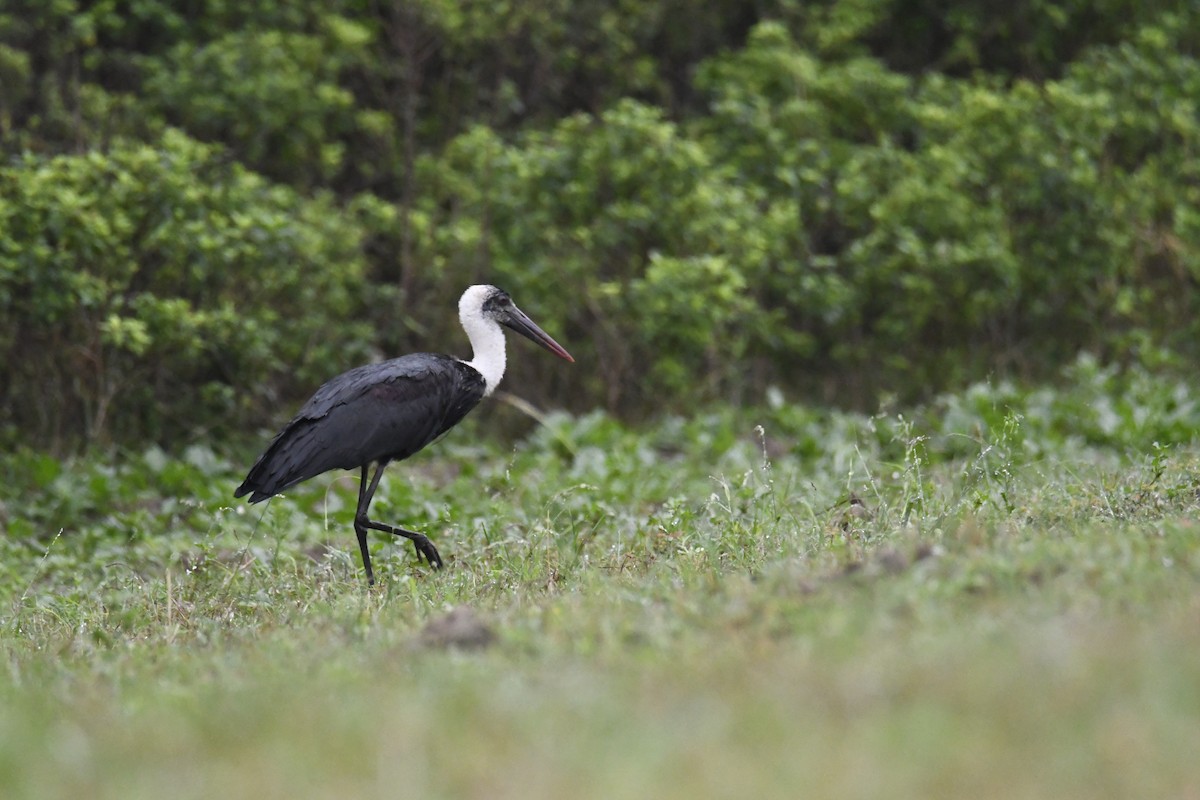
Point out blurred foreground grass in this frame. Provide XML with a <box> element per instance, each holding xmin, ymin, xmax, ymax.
<box><xmin>2</xmin><ymin>369</ymin><xmax>1199</xmax><ymax>798</ymax></box>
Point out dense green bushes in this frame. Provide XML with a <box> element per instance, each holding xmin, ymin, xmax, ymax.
<box><xmin>1</xmin><ymin>2</ymin><xmax>1197</xmax><ymax>449</ymax></box>
<box><xmin>416</xmin><ymin>15</ymin><xmax>1199</xmax><ymax>407</ymax></box>
<box><xmin>0</xmin><ymin>130</ymin><xmax>373</xmax><ymax>446</ymax></box>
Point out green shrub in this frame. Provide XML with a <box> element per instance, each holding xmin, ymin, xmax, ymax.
<box><xmin>140</xmin><ymin>27</ymin><xmax>366</xmax><ymax>187</ymax></box>
<box><xmin>412</xmin><ymin>100</ymin><xmax>774</xmax><ymax>409</ymax></box>
<box><xmin>2</xmin><ymin>3</ymin><xmax>1199</xmax><ymax>448</ymax></box>
<box><xmin>0</xmin><ymin>129</ymin><xmax>372</xmax><ymax>448</ymax></box>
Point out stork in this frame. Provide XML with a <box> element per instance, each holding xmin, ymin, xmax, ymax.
<box><xmin>235</xmin><ymin>285</ymin><xmax>574</xmax><ymax>585</ymax></box>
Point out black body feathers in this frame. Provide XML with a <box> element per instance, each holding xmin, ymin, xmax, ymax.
<box><xmin>235</xmin><ymin>353</ymin><xmax>486</xmax><ymax>503</ymax></box>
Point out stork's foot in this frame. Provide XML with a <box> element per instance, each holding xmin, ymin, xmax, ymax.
<box><xmin>359</xmin><ymin>516</ymin><xmax>444</xmax><ymax>571</ymax></box>
<box><xmin>410</xmin><ymin>535</ymin><xmax>444</xmax><ymax>570</ymax></box>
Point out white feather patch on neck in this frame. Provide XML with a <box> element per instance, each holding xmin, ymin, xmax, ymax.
<box><xmin>457</xmin><ymin>285</ymin><xmax>506</xmax><ymax>396</ymax></box>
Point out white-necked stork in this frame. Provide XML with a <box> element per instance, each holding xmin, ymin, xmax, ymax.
<box><xmin>235</xmin><ymin>285</ymin><xmax>574</xmax><ymax>584</ymax></box>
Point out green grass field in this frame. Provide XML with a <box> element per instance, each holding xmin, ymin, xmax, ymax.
<box><xmin>2</xmin><ymin>374</ymin><xmax>1199</xmax><ymax>799</ymax></box>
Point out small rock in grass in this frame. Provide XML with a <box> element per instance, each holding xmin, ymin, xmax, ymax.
<box><xmin>419</xmin><ymin>606</ymin><xmax>496</xmax><ymax>651</ymax></box>
<box><xmin>876</xmin><ymin>547</ymin><xmax>910</xmax><ymax>574</ymax></box>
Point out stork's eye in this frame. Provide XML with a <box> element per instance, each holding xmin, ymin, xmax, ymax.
<box><xmin>495</xmin><ymin>295</ymin><xmax>511</xmax><ymax>307</ymax></box>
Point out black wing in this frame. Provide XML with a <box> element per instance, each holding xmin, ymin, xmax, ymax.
<box><xmin>235</xmin><ymin>354</ymin><xmax>486</xmax><ymax>503</ymax></box>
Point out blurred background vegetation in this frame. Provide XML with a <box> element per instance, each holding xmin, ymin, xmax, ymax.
<box><xmin>1</xmin><ymin>0</ymin><xmax>1197</xmax><ymax>451</ymax></box>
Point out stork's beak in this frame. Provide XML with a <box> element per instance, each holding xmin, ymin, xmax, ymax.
<box><xmin>502</xmin><ymin>306</ymin><xmax>575</xmax><ymax>363</ymax></box>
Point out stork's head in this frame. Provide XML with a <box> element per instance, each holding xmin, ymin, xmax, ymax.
<box><xmin>459</xmin><ymin>285</ymin><xmax>574</xmax><ymax>362</ymax></box>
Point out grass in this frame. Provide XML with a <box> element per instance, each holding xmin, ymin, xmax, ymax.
<box><xmin>2</xmin><ymin>368</ymin><xmax>1199</xmax><ymax>799</ymax></box>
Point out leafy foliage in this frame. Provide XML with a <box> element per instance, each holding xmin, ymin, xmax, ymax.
<box><xmin>4</xmin><ymin>361</ymin><xmax>1197</xmax><ymax>580</ymax></box>
<box><xmin>1</xmin><ymin>2</ymin><xmax>1199</xmax><ymax>448</ymax></box>
<box><xmin>141</xmin><ymin>28</ymin><xmax>362</xmax><ymax>187</ymax></box>
<box><xmin>0</xmin><ymin>129</ymin><xmax>372</xmax><ymax>446</ymax></box>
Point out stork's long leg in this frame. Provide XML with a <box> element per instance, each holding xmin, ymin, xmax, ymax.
<box><xmin>352</xmin><ymin>461</ymin><xmax>444</xmax><ymax>585</ymax></box>
<box><xmin>353</xmin><ymin>465</ymin><xmax>377</xmax><ymax>585</ymax></box>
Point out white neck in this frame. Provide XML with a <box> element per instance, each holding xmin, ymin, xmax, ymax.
<box><xmin>459</xmin><ymin>306</ymin><xmax>506</xmax><ymax>397</ymax></box>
